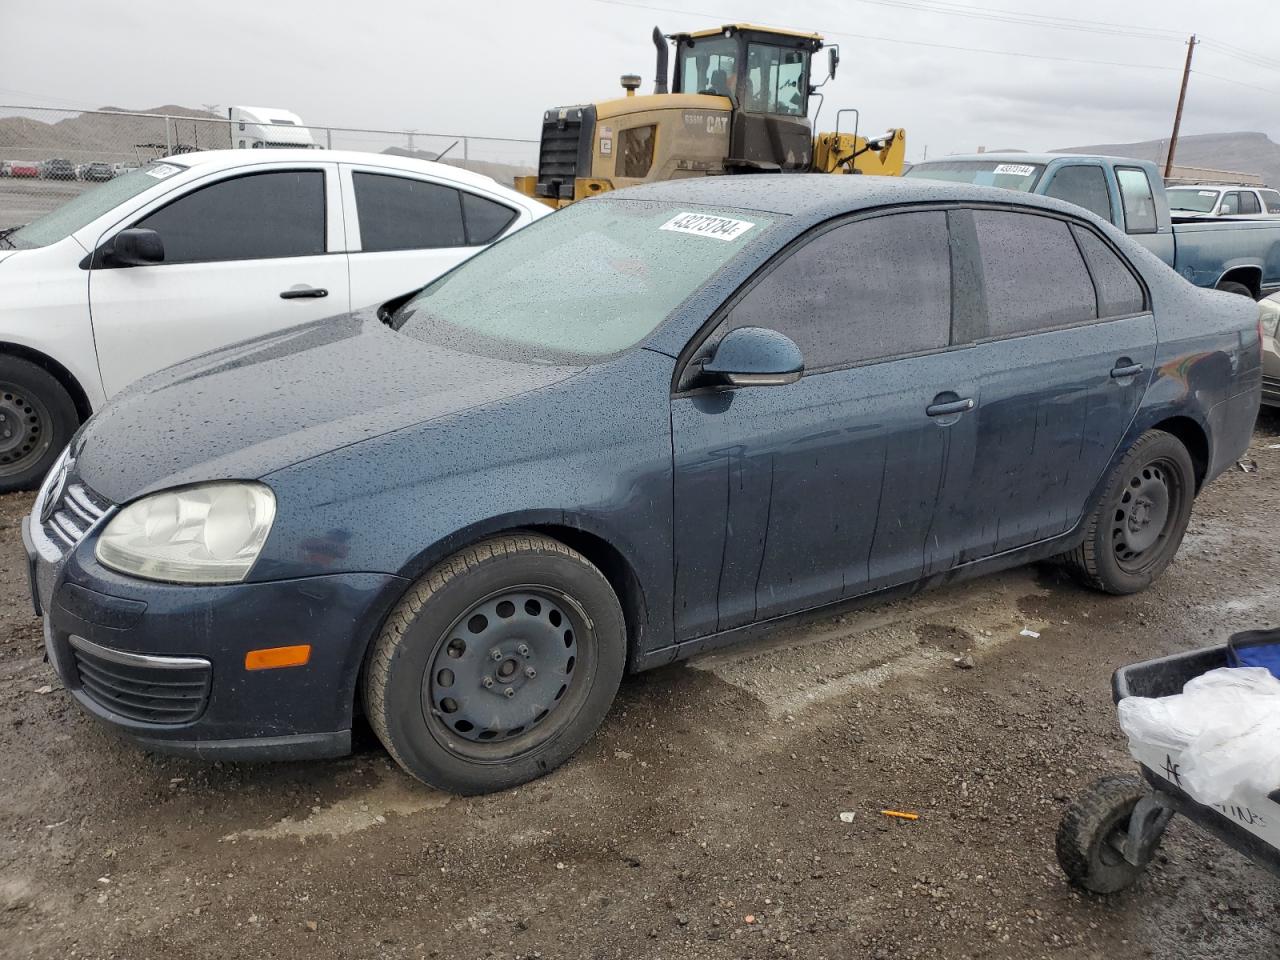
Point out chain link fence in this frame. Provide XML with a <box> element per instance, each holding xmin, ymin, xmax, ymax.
<box><xmin>0</xmin><ymin>106</ymin><xmax>540</xmax><ymax>229</ymax></box>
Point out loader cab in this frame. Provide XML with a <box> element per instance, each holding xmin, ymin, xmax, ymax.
<box><xmin>670</xmin><ymin>24</ymin><xmax>823</xmax><ymax>172</ymax></box>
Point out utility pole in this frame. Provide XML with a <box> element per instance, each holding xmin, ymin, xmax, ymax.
<box><xmin>1164</xmin><ymin>34</ymin><xmax>1198</xmax><ymax>179</ymax></box>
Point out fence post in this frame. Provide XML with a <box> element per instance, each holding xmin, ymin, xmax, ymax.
<box><xmin>463</xmin><ymin>137</ymin><xmax>469</xmax><ymax>161</ymax></box>
<box><xmin>164</xmin><ymin>115</ymin><xmax>173</xmax><ymax>156</ymax></box>
<box><xmin>326</xmin><ymin>128</ymin><xmax>332</xmax><ymax>149</ymax></box>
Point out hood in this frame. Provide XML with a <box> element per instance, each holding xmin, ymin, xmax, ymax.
<box><xmin>74</xmin><ymin>310</ymin><xmax>582</xmax><ymax>504</ymax></box>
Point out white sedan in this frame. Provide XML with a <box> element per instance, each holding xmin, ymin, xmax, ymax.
<box><xmin>0</xmin><ymin>149</ymin><xmax>549</xmax><ymax>490</ymax></box>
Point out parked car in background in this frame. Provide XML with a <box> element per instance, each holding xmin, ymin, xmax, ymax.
<box><xmin>110</xmin><ymin>162</ymin><xmax>136</xmax><ymax>178</ymax></box>
<box><xmin>0</xmin><ymin>161</ymin><xmax>10</xmax><ymax>177</ymax></box>
<box><xmin>9</xmin><ymin>161</ymin><xmax>40</xmax><ymax>178</ymax></box>
<box><xmin>0</xmin><ymin>149</ymin><xmax>549</xmax><ymax>491</ymax></box>
<box><xmin>22</xmin><ymin>175</ymin><xmax>1261</xmax><ymax>793</ymax></box>
<box><xmin>906</xmin><ymin>155</ymin><xmax>1280</xmax><ymax>299</ymax></box>
<box><xmin>40</xmin><ymin>158</ymin><xmax>76</xmax><ymax>180</ymax></box>
<box><xmin>81</xmin><ymin>162</ymin><xmax>114</xmax><ymax>182</ymax></box>
<box><xmin>1167</xmin><ymin>185</ymin><xmax>1280</xmax><ymax>219</ymax></box>
<box><xmin>1262</xmin><ymin>293</ymin><xmax>1280</xmax><ymax>407</ymax></box>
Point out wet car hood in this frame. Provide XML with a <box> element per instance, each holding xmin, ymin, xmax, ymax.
<box><xmin>74</xmin><ymin>310</ymin><xmax>583</xmax><ymax>505</ymax></box>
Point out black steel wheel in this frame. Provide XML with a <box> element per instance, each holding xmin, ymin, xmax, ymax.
<box><xmin>1066</xmin><ymin>430</ymin><xmax>1195</xmax><ymax>594</ymax></box>
<box><xmin>1056</xmin><ymin>775</ymin><xmax>1151</xmax><ymax>894</ymax></box>
<box><xmin>0</xmin><ymin>356</ymin><xmax>79</xmax><ymax>493</ymax></box>
<box><xmin>424</xmin><ymin>587</ymin><xmax>583</xmax><ymax>753</ymax></box>
<box><xmin>363</xmin><ymin>533</ymin><xmax>625</xmax><ymax>794</ymax></box>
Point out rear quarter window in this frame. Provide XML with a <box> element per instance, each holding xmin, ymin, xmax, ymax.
<box><xmin>1115</xmin><ymin>167</ymin><xmax>1158</xmax><ymax>234</ymax></box>
<box><xmin>1070</xmin><ymin>226</ymin><xmax>1146</xmax><ymax>318</ymax></box>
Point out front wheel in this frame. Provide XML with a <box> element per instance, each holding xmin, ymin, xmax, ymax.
<box><xmin>363</xmin><ymin>534</ymin><xmax>626</xmax><ymax>794</ymax></box>
<box><xmin>0</xmin><ymin>355</ymin><xmax>79</xmax><ymax>493</ymax></box>
<box><xmin>1065</xmin><ymin>430</ymin><xmax>1195</xmax><ymax>594</ymax></box>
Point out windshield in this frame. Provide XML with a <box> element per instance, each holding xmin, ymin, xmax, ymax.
<box><xmin>394</xmin><ymin>199</ymin><xmax>774</xmax><ymax>363</ymax></box>
<box><xmin>905</xmin><ymin>159</ymin><xmax>1045</xmax><ymax>192</ymax></box>
<box><xmin>1167</xmin><ymin>188</ymin><xmax>1221</xmax><ymax>213</ymax></box>
<box><xmin>6</xmin><ymin>162</ymin><xmax>187</xmax><ymax>250</ymax></box>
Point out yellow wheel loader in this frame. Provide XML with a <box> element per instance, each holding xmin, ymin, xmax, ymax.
<box><xmin>514</xmin><ymin>23</ymin><xmax>906</xmax><ymax>207</ymax></box>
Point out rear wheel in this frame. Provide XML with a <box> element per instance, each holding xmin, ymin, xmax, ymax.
<box><xmin>1057</xmin><ymin>775</ymin><xmax>1151</xmax><ymax>894</ymax></box>
<box><xmin>1065</xmin><ymin>430</ymin><xmax>1195</xmax><ymax>594</ymax></box>
<box><xmin>0</xmin><ymin>355</ymin><xmax>78</xmax><ymax>493</ymax></box>
<box><xmin>363</xmin><ymin>533</ymin><xmax>625</xmax><ymax>794</ymax></box>
<box><xmin>1217</xmin><ymin>280</ymin><xmax>1254</xmax><ymax>298</ymax></box>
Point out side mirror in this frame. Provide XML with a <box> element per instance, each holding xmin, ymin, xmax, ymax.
<box><xmin>106</xmin><ymin>227</ymin><xmax>164</xmax><ymax>266</ymax></box>
<box><xmin>828</xmin><ymin>46</ymin><xmax>840</xmax><ymax>81</ymax></box>
<box><xmin>702</xmin><ymin>326</ymin><xmax>803</xmax><ymax>387</ymax></box>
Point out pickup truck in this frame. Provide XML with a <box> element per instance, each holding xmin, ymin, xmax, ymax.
<box><xmin>905</xmin><ymin>154</ymin><xmax>1280</xmax><ymax>299</ymax></box>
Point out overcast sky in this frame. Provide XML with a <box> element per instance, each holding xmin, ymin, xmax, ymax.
<box><xmin>4</xmin><ymin>0</ymin><xmax>1279</xmax><ymax>163</ymax></box>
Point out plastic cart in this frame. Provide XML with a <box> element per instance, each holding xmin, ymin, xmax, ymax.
<box><xmin>1056</xmin><ymin>644</ymin><xmax>1280</xmax><ymax>893</ymax></box>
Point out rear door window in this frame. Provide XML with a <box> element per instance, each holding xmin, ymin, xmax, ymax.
<box><xmin>1071</xmin><ymin>225</ymin><xmax>1146</xmax><ymax>318</ymax></box>
<box><xmin>722</xmin><ymin>211</ymin><xmax>951</xmax><ymax>369</ymax></box>
<box><xmin>1115</xmin><ymin>167</ymin><xmax>1158</xmax><ymax>234</ymax></box>
<box><xmin>971</xmin><ymin>210</ymin><xmax>1097</xmax><ymax>336</ymax></box>
<box><xmin>1044</xmin><ymin>165</ymin><xmax>1112</xmax><ymax>221</ymax></box>
<box><xmin>353</xmin><ymin>172</ymin><xmax>466</xmax><ymax>251</ymax></box>
<box><xmin>133</xmin><ymin>170</ymin><xmax>325</xmax><ymax>263</ymax></box>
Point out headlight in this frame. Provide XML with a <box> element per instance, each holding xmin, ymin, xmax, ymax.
<box><xmin>96</xmin><ymin>482</ymin><xmax>276</xmax><ymax>584</ymax></box>
<box><xmin>1261</xmin><ymin>297</ymin><xmax>1280</xmax><ymax>339</ymax></box>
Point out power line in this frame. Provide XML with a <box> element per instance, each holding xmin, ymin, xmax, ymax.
<box><xmin>594</xmin><ymin>0</ymin><xmax>1179</xmax><ymax>72</ymax></box>
<box><xmin>1191</xmin><ymin>69</ymin><xmax>1280</xmax><ymax>97</ymax></box>
<box><xmin>1198</xmin><ymin>39</ymin><xmax>1280</xmax><ymax>74</ymax></box>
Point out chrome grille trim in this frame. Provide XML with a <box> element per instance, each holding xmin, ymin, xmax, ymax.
<box><xmin>29</xmin><ymin>478</ymin><xmax>114</xmax><ymax>563</ymax></box>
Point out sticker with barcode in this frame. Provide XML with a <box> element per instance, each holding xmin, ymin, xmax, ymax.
<box><xmin>660</xmin><ymin>212</ymin><xmax>755</xmax><ymax>241</ymax></box>
<box><xmin>145</xmin><ymin>163</ymin><xmax>181</xmax><ymax>179</ymax></box>
<box><xmin>993</xmin><ymin>163</ymin><xmax>1036</xmax><ymax>176</ymax></box>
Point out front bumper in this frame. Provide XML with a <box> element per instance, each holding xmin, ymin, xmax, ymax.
<box><xmin>24</xmin><ymin>515</ymin><xmax>406</xmax><ymax>761</ymax></box>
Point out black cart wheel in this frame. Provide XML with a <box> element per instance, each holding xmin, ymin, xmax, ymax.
<box><xmin>0</xmin><ymin>355</ymin><xmax>79</xmax><ymax>493</ymax></box>
<box><xmin>1057</xmin><ymin>775</ymin><xmax>1152</xmax><ymax>894</ymax></box>
<box><xmin>363</xmin><ymin>533</ymin><xmax>625</xmax><ymax>794</ymax></box>
<box><xmin>1065</xmin><ymin>430</ymin><xmax>1195</xmax><ymax>594</ymax></box>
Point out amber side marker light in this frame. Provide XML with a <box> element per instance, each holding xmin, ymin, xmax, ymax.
<box><xmin>244</xmin><ymin>645</ymin><xmax>312</xmax><ymax>671</ymax></box>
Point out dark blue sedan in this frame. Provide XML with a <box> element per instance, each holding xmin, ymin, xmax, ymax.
<box><xmin>23</xmin><ymin>175</ymin><xmax>1262</xmax><ymax>794</ymax></box>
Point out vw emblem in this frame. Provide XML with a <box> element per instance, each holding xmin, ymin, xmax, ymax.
<box><xmin>40</xmin><ymin>458</ymin><xmax>72</xmax><ymax>524</ymax></box>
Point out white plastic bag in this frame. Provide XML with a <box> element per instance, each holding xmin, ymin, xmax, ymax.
<box><xmin>1118</xmin><ymin>667</ymin><xmax>1280</xmax><ymax>806</ymax></box>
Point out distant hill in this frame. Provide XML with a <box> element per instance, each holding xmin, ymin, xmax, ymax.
<box><xmin>0</xmin><ymin>105</ymin><xmax>534</xmax><ymax>181</ymax></box>
<box><xmin>1053</xmin><ymin>131</ymin><xmax>1280</xmax><ymax>186</ymax></box>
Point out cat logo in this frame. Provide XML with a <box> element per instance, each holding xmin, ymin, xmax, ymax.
<box><xmin>683</xmin><ymin>112</ymin><xmax>729</xmax><ymax>136</ymax></box>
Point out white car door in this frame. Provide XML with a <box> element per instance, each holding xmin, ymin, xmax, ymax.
<box><xmin>87</xmin><ymin>162</ymin><xmax>350</xmax><ymax>396</ymax></box>
<box><xmin>340</xmin><ymin>163</ymin><xmax>527</xmax><ymax>309</ymax></box>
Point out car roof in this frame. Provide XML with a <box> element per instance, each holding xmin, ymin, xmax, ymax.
<box><xmin>1166</xmin><ymin>184</ymin><xmax>1264</xmax><ymax>191</ymax></box>
<box><xmin>606</xmin><ymin>173</ymin><xmax>1099</xmax><ymax>221</ymax></box>
<box><xmin>159</xmin><ymin>149</ymin><xmax>524</xmax><ymax>196</ymax></box>
<box><xmin>914</xmin><ymin>152</ymin><xmax>1158</xmax><ymax>167</ymax></box>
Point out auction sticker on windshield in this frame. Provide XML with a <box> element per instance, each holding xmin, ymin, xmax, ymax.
<box><xmin>145</xmin><ymin>163</ymin><xmax>182</xmax><ymax>180</ymax></box>
<box><xmin>660</xmin><ymin>212</ymin><xmax>755</xmax><ymax>241</ymax></box>
<box><xmin>993</xmin><ymin>163</ymin><xmax>1036</xmax><ymax>177</ymax></box>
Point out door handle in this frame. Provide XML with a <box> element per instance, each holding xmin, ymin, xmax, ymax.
<box><xmin>925</xmin><ymin>398</ymin><xmax>975</xmax><ymax>417</ymax></box>
<box><xmin>1110</xmin><ymin>362</ymin><xmax>1145</xmax><ymax>379</ymax></box>
<box><xmin>279</xmin><ymin>286</ymin><xmax>328</xmax><ymax>300</ymax></box>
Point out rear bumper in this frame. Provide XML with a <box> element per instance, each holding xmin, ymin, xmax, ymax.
<box><xmin>1263</xmin><ymin>375</ymin><xmax>1280</xmax><ymax>408</ymax></box>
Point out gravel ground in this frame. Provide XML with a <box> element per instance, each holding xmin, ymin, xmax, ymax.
<box><xmin>3</xmin><ymin>414</ymin><xmax>1279</xmax><ymax>959</ymax></box>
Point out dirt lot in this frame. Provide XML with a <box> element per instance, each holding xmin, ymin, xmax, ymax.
<box><xmin>3</xmin><ymin>415</ymin><xmax>1280</xmax><ymax>960</ymax></box>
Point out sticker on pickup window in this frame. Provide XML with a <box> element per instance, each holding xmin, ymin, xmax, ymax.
<box><xmin>993</xmin><ymin>163</ymin><xmax>1036</xmax><ymax>176</ymax></box>
<box><xmin>144</xmin><ymin>163</ymin><xmax>181</xmax><ymax>180</ymax></box>
<box><xmin>660</xmin><ymin>212</ymin><xmax>755</xmax><ymax>241</ymax></box>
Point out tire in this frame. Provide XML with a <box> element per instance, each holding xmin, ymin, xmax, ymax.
<box><xmin>1056</xmin><ymin>775</ymin><xmax>1151</xmax><ymax>894</ymax></box>
<box><xmin>0</xmin><ymin>355</ymin><xmax>79</xmax><ymax>494</ymax></box>
<box><xmin>1065</xmin><ymin>430</ymin><xmax>1195</xmax><ymax>594</ymax></box>
<box><xmin>1217</xmin><ymin>280</ymin><xmax>1254</xmax><ymax>299</ymax></box>
<box><xmin>363</xmin><ymin>533</ymin><xmax>626</xmax><ymax>794</ymax></box>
